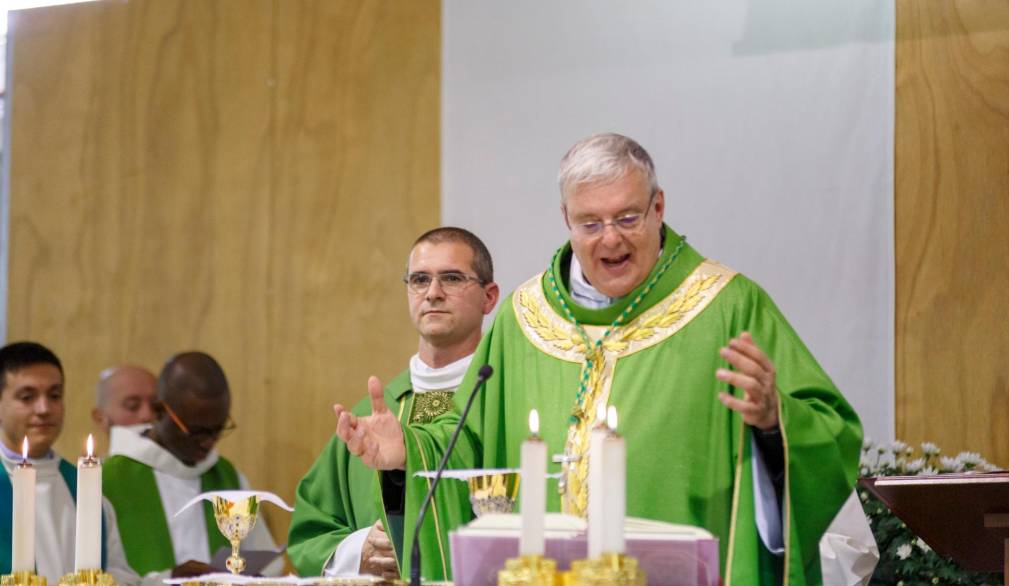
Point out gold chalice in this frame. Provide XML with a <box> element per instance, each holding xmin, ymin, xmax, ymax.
<box><xmin>212</xmin><ymin>495</ymin><xmax>260</xmax><ymax>575</ymax></box>
<box><xmin>467</xmin><ymin>471</ymin><xmax>520</xmax><ymax>517</ymax></box>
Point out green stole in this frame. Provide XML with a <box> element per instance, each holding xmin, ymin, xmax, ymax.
<box><xmin>103</xmin><ymin>455</ymin><xmax>240</xmax><ymax>574</ymax></box>
<box><xmin>287</xmin><ymin>370</ymin><xmax>413</xmax><ymax>576</ymax></box>
<box><xmin>393</xmin><ymin>225</ymin><xmax>862</xmax><ymax>585</ymax></box>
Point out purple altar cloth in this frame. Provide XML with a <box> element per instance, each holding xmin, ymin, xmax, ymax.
<box><xmin>449</xmin><ymin>531</ymin><xmax>720</xmax><ymax>585</ymax></box>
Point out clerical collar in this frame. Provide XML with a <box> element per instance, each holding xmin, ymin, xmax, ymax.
<box><xmin>0</xmin><ymin>439</ymin><xmax>55</xmax><ymax>462</ymax></box>
<box><xmin>410</xmin><ymin>353</ymin><xmax>473</xmax><ymax>393</ymax></box>
<box><xmin>117</xmin><ymin>424</ymin><xmax>220</xmax><ymax>478</ymax></box>
<box><xmin>570</xmin><ymin>253</ymin><xmax>620</xmax><ymax>309</ymax></box>
<box><xmin>568</xmin><ymin>232</ymin><xmax>666</xmax><ymax>310</ymax></box>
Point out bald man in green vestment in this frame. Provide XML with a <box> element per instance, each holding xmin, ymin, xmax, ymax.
<box><xmin>334</xmin><ymin>134</ymin><xmax>863</xmax><ymax>585</ymax></box>
<box><xmin>288</xmin><ymin>228</ymin><xmax>499</xmax><ymax>580</ymax></box>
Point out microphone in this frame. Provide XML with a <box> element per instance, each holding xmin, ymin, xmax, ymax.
<box><xmin>410</xmin><ymin>364</ymin><xmax>493</xmax><ymax>586</ymax></box>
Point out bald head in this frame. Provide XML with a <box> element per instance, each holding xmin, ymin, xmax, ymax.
<box><xmin>158</xmin><ymin>352</ymin><xmax>230</xmax><ymax>401</ymax></box>
<box><xmin>92</xmin><ymin>364</ymin><xmax>157</xmax><ymax>434</ymax></box>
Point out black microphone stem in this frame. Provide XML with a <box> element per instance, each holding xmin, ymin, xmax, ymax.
<box><xmin>410</xmin><ymin>365</ymin><xmax>492</xmax><ymax>586</ymax></box>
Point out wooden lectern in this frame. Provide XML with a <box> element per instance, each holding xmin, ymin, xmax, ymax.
<box><xmin>862</xmin><ymin>472</ymin><xmax>1009</xmax><ymax>583</ymax></box>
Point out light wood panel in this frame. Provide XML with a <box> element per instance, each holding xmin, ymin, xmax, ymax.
<box><xmin>6</xmin><ymin>0</ymin><xmax>439</xmax><ymax>544</ymax></box>
<box><xmin>895</xmin><ymin>1</ymin><xmax>1009</xmax><ymax>464</ymax></box>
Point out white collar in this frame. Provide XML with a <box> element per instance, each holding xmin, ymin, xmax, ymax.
<box><xmin>0</xmin><ymin>446</ymin><xmax>63</xmax><ymax>477</ymax></box>
<box><xmin>569</xmin><ymin>245</ymin><xmax>666</xmax><ymax>310</ymax></box>
<box><xmin>569</xmin><ymin>253</ymin><xmax>619</xmax><ymax>309</ymax></box>
<box><xmin>108</xmin><ymin>424</ymin><xmax>220</xmax><ymax>479</ymax></box>
<box><xmin>409</xmin><ymin>353</ymin><xmax>474</xmax><ymax>393</ymax></box>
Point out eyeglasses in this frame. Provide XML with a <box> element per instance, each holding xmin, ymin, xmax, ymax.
<box><xmin>162</xmin><ymin>401</ymin><xmax>237</xmax><ymax>440</ymax></box>
<box><xmin>403</xmin><ymin>272</ymin><xmax>485</xmax><ymax>294</ymax></box>
<box><xmin>569</xmin><ymin>193</ymin><xmax>656</xmax><ymax>238</ymax></box>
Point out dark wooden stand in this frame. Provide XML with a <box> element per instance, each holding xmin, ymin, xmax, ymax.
<box><xmin>862</xmin><ymin>472</ymin><xmax>1009</xmax><ymax>584</ymax></box>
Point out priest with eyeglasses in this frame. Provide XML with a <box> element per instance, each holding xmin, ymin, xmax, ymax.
<box><xmin>289</xmin><ymin>227</ymin><xmax>500</xmax><ymax>581</ymax></box>
<box><xmin>334</xmin><ymin>133</ymin><xmax>863</xmax><ymax>585</ymax></box>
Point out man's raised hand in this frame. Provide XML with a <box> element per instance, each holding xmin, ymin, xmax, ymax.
<box><xmin>715</xmin><ymin>332</ymin><xmax>780</xmax><ymax>430</ymax></box>
<box><xmin>333</xmin><ymin>376</ymin><xmax>407</xmax><ymax>470</ymax></box>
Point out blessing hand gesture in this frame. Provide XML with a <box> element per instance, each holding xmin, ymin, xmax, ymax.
<box><xmin>333</xmin><ymin>376</ymin><xmax>407</xmax><ymax>470</ymax></box>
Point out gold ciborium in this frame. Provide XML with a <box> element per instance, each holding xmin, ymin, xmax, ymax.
<box><xmin>2</xmin><ymin>571</ymin><xmax>47</xmax><ymax>586</ymax></box>
<box><xmin>467</xmin><ymin>471</ymin><xmax>520</xmax><ymax>516</ymax></box>
<box><xmin>212</xmin><ymin>495</ymin><xmax>260</xmax><ymax>574</ymax></box>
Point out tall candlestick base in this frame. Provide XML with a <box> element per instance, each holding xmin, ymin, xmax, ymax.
<box><xmin>1</xmin><ymin>571</ymin><xmax>47</xmax><ymax>586</ymax></box>
<box><xmin>565</xmin><ymin>553</ymin><xmax>646</xmax><ymax>586</ymax></box>
<box><xmin>56</xmin><ymin>569</ymin><xmax>115</xmax><ymax>586</ymax></box>
<box><xmin>497</xmin><ymin>554</ymin><xmax>559</xmax><ymax>585</ymax></box>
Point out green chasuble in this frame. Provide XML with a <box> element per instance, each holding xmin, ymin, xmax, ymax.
<box><xmin>103</xmin><ymin>454</ymin><xmax>239</xmax><ymax>574</ymax></box>
<box><xmin>393</xmin><ymin>226</ymin><xmax>862</xmax><ymax>585</ymax></box>
<box><xmin>288</xmin><ymin>369</ymin><xmax>466</xmax><ymax>580</ymax></box>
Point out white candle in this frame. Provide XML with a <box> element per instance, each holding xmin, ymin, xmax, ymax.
<box><xmin>602</xmin><ymin>406</ymin><xmax>626</xmax><ymax>554</ymax></box>
<box><xmin>75</xmin><ymin>434</ymin><xmax>102</xmax><ymax>570</ymax></box>
<box><xmin>519</xmin><ymin>409</ymin><xmax>547</xmax><ymax>556</ymax></box>
<box><xmin>587</xmin><ymin>402</ymin><xmax>609</xmax><ymax>558</ymax></box>
<box><xmin>12</xmin><ymin>437</ymin><xmax>36</xmax><ymax>572</ymax></box>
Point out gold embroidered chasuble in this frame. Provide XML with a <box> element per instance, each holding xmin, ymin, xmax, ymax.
<box><xmin>394</xmin><ymin>227</ymin><xmax>863</xmax><ymax>585</ymax></box>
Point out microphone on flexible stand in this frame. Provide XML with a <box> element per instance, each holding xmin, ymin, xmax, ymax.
<box><xmin>410</xmin><ymin>364</ymin><xmax>493</xmax><ymax>586</ymax></box>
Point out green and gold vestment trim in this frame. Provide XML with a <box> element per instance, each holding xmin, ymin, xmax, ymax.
<box><xmin>513</xmin><ymin>259</ymin><xmax>738</xmax><ymax>516</ymax></box>
<box><xmin>409</xmin><ymin>391</ymin><xmax>455</xmax><ymax>424</ymax></box>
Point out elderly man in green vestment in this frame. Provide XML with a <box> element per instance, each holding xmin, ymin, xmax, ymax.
<box><xmin>335</xmin><ymin>133</ymin><xmax>863</xmax><ymax>585</ymax></box>
<box><xmin>288</xmin><ymin>227</ymin><xmax>500</xmax><ymax>580</ymax></box>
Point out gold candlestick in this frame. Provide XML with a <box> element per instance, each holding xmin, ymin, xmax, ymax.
<box><xmin>1</xmin><ymin>571</ymin><xmax>46</xmax><ymax>586</ymax></box>
<box><xmin>497</xmin><ymin>554</ymin><xmax>559</xmax><ymax>585</ymax></box>
<box><xmin>56</xmin><ymin>569</ymin><xmax>115</xmax><ymax>586</ymax></box>
<box><xmin>565</xmin><ymin>553</ymin><xmax>645</xmax><ymax>586</ymax></box>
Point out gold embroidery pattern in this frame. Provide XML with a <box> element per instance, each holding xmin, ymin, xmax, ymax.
<box><xmin>563</xmin><ymin>350</ymin><xmax>615</xmax><ymax>517</ymax></box>
<box><xmin>409</xmin><ymin>391</ymin><xmax>455</xmax><ymax>424</ymax></box>
<box><xmin>517</xmin><ymin>287</ymin><xmax>586</xmax><ymax>360</ymax></box>
<box><xmin>603</xmin><ymin>273</ymin><xmax>724</xmax><ymax>354</ymax></box>
<box><xmin>514</xmin><ymin>261</ymin><xmax>737</xmax><ymax>516</ymax></box>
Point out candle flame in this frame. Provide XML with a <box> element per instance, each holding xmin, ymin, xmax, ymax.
<box><xmin>21</xmin><ymin>436</ymin><xmax>28</xmax><ymax>460</ymax></box>
<box><xmin>86</xmin><ymin>434</ymin><xmax>94</xmax><ymax>458</ymax></box>
<box><xmin>529</xmin><ymin>409</ymin><xmax>540</xmax><ymax>435</ymax></box>
<box><xmin>607</xmin><ymin>405</ymin><xmax>618</xmax><ymax>432</ymax></box>
<box><xmin>596</xmin><ymin>403</ymin><xmax>606</xmax><ymax>425</ymax></box>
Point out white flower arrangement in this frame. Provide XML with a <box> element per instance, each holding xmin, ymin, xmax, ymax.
<box><xmin>860</xmin><ymin>439</ymin><xmax>1000</xmax><ymax>584</ymax></box>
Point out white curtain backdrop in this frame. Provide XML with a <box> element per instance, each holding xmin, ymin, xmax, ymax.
<box><xmin>441</xmin><ymin>0</ymin><xmax>894</xmax><ymax>441</ymax></box>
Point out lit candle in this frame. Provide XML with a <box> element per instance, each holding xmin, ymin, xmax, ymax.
<box><xmin>519</xmin><ymin>409</ymin><xmax>547</xmax><ymax>556</ymax></box>
<box><xmin>12</xmin><ymin>437</ymin><xmax>36</xmax><ymax>572</ymax></box>
<box><xmin>75</xmin><ymin>434</ymin><xmax>102</xmax><ymax>570</ymax></box>
<box><xmin>587</xmin><ymin>402</ymin><xmax>609</xmax><ymax>558</ymax></box>
<box><xmin>602</xmin><ymin>406</ymin><xmax>626</xmax><ymax>554</ymax></box>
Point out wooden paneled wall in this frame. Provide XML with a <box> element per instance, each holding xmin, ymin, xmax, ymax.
<box><xmin>6</xmin><ymin>0</ymin><xmax>439</xmax><ymax>544</ymax></box>
<box><xmin>895</xmin><ymin>1</ymin><xmax>1009</xmax><ymax>464</ymax></box>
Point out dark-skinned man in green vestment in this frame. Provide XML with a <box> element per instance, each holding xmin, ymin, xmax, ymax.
<box><xmin>289</xmin><ymin>228</ymin><xmax>500</xmax><ymax>580</ymax></box>
<box><xmin>103</xmin><ymin>352</ymin><xmax>279</xmax><ymax>580</ymax></box>
<box><xmin>334</xmin><ymin>134</ymin><xmax>863</xmax><ymax>585</ymax></box>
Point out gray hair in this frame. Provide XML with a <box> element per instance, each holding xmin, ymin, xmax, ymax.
<box><xmin>557</xmin><ymin>133</ymin><xmax>659</xmax><ymax>203</ymax></box>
